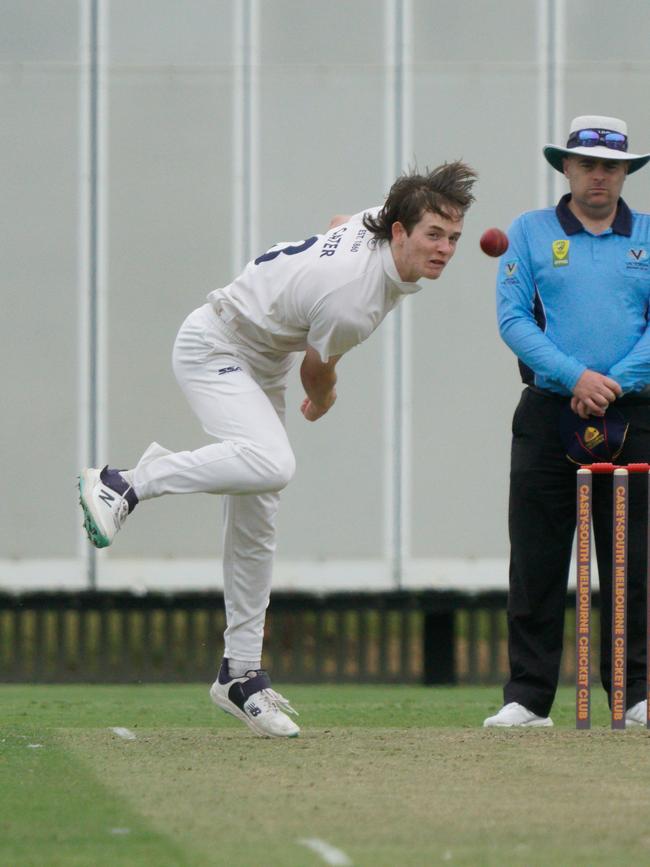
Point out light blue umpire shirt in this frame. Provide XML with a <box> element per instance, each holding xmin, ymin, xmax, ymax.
<box><xmin>497</xmin><ymin>194</ymin><xmax>650</xmax><ymax>395</ymax></box>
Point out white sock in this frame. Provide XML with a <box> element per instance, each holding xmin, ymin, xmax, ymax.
<box><xmin>228</xmin><ymin>659</ymin><xmax>261</xmax><ymax>677</ymax></box>
<box><xmin>120</xmin><ymin>469</ymin><xmax>135</xmax><ymax>486</ymax></box>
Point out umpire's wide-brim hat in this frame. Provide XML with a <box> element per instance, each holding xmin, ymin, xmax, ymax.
<box><xmin>543</xmin><ymin>115</ymin><xmax>650</xmax><ymax>175</ymax></box>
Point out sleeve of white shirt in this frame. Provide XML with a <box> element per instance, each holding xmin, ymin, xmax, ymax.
<box><xmin>307</xmin><ymin>282</ymin><xmax>373</xmax><ymax>362</ymax></box>
<box><xmin>306</xmin><ymin>207</ymin><xmax>382</xmax><ymax>361</ymax></box>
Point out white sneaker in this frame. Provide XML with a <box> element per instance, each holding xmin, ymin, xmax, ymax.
<box><xmin>625</xmin><ymin>699</ymin><xmax>648</xmax><ymax>727</ymax></box>
<box><xmin>78</xmin><ymin>466</ymin><xmax>138</xmax><ymax>548</ymax></box>
<box><xmin>209</xmin><ymin>660</ymin><xmax>300</xmax><ymax>738</ymax></box>
<box><xmin>483</xmin><ymin>701</ymin><xmax>553</xmax><ymax>728</ymax></box>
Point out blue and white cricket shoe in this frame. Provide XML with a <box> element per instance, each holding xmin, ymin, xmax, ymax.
<box><xmin>210</xmin><ymin>659</ymin><xmax>300</xmax><ymax>738</ymax></box>
<box><xmin>78</xmin><ymin>466</ymin><xmax>138</xmax><ymax>548</ymax></box>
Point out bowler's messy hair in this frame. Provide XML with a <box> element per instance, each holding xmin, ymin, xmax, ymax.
<box><xmin>363</xmin><ymin>161</ymin><xmax>477</xmax><ymax>241</ymax></box>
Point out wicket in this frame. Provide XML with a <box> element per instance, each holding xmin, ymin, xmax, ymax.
<box><xmin>575</xmin><ymin>462</ymin><xmax>650</xmax><ymax>730</ymax></box>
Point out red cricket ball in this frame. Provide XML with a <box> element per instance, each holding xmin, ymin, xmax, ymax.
<box><xmin>480</xmin><ymin>227</ymin><xmax>509</xmax><ymax>257</ymax></box>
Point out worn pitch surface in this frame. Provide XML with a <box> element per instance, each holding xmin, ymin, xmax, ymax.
<box><xmin>2</xmin><ymin>685</ymin><xmax>650</xmax><ymax>866</ymax></box>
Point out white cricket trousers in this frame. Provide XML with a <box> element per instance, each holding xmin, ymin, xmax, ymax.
<box><xmin>131</xmin><ymin>303</ymin><xmax>296</xmax><ymax>662</ymax></box>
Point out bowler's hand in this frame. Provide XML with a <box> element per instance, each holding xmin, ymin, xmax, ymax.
<box><xmin>300</xmin><ymin>394</ymin><xmax>336</xmax><ymax>422</ymax></box>
<box><xmin>571</xmin><ymin>370</ymin><xmax>622</xmax><ymax>418</ymax></box>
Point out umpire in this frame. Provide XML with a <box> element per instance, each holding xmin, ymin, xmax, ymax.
<box><xmin>485</xmin><ymin>115</ymin><xmax>650</xmax><ymax>727</ymax></box>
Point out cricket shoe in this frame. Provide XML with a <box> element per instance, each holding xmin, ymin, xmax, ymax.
<box><xmin>78</xmin><ymin>467</ymin><xmax>138</xmax><ymax>548</ymax></box>
<box><xmin>483</xmin><ymin>702</ymin><xmax>553</xmax><ymax>728</ymax></box>
<box><xmin>209</xmin><ymin>660</ymin><xmax>300</xmax><ymax>738</ymax></box>
<box><xmin>625</xmin><ymin>699</ymin><xmax>648</xmax><ymax>727</ymax></box>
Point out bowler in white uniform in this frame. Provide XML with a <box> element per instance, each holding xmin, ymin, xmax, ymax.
<box><xmin>79</xmin><ymin>161</ymin><xmax>477</xmax><ymax>737</ymax></box>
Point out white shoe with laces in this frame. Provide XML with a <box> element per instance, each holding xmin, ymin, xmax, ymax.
<box><xmin>78</xmin><ymin>466</ymin><xmax>138</xmax><ymax>548</ymax></box>
<box><xmin>210</xmin><ymin>659</ymin><xmax>300</xmax><ymax>738</ymax></box>
<box><xmin>625</xmin><ymin>699</ymin><xmax>647</xmax><ymax>727</ymax></box>
<box><xmin>483</xmin><ymin>701</ymin><xmax>553</xmax><ymax>728</ymax></box>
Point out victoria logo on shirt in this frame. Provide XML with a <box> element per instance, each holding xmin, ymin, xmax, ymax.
<box><xmin>626</xmin><ymin>247</ymin><xmax>650</xmax><ymax>272</ymax></box>
<box><xmin>502</xmin><ymin>261</ymin><xmax>519</xmax><ymax>285</ymax></box>
<box><xmin>552</xmin><ymin>240</ymin><xmax>570</xmax><ymax>267</ymax></box>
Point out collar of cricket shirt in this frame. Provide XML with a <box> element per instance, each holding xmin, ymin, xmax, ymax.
<box><xmin>380</xmin><ymin>240</ymin><xmax>424</xmax><ymax>295</ymax></box>
<box><xmin>555</xmin><ymin>193</ymin><xmax>633</xmax><ymax>237</ymax></box>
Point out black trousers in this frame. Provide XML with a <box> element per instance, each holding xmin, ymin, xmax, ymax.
<box><xmin>504</xmin><ymin>387</ymin><xmax>650</xmax><ymax>717</ymax></box>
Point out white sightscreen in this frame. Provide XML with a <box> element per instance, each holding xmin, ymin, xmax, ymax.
<box><xmin>3</xmin><ymin>0</ymin><xmax>650</xmax><ymax>592</ymax></box>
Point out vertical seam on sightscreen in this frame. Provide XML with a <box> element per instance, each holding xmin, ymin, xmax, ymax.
<box><xmin>537</xmin><ymin>0</ymin><xmax>565</xmax><ymax>208</ymax></box>
<box><xmin>384</xmin><ymin>0</ymin><xmax>412</xmax><ymax>590</ymax></box>
<box><xmin>392</xmin><ymin>0</ymin><xmax>404</xmax><ymax>590</ymax></box>
<box><xmin>89</xmin><ymin>0</ymin><xmax>99</xmax><ymax>473</ymax></box>
<box><xmin>77</xmin><ymin>0</ymin><xmax>91</xmax><ymax>576</ymax></box>
<box><xmin>89</xmin><ymin>0</ymin><xmax>99</xmax><ymax>590</ymax></box>
<box><xmin>233</xmin><ymin>0</ymin><xmax>259</xmax><ymax>271</ymax></box>
<box><xmin>95</xmin><ymin>0</ymin><xmax>109</xmax><ymax>589</ymax></box>
<box><xmin>551</xmin><ymin>0</ymin><xmax>566</xmax><ymax>205</ymax></box>
<box><xmin>545</xmin><ymin>0</ymin><xmax>556</xmax><ymax>207</ymax></box>
<box><xmin>399</xmin><ymin>0</ymin><xmax>413</xmax><ymax>587</ymax></box>
<box><xmin>79</xmin><ymin>0</ymin><xmax>102</xmax><ymax>589</ymax></box>
<box><xmin>536</xmin><ymin>0</ymin><xmax>550</xmax><ymax>209</ymax></box>
<box><xmin>382</xmin><ymin>0</ymin><xmax>396</xmax><ymax>589</ymax></box>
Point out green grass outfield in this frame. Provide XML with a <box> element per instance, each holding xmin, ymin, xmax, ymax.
<box><xmin>2</xmin><ymin>684</ymin><xmax>650</xmax><ymax>866</ymax></box>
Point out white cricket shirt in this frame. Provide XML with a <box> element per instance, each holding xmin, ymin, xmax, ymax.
<box><xmin>207</xmin><ymin>211</ymin><xmax>422</xmax><ymax>362</ymax></box>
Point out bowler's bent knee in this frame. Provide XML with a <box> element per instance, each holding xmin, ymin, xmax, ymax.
<box><xmin>229</xmin><ymin>441</ymin><xmax>296</xmax><ymax>493</ymax></box>
<box><xmin>262</xmin><ymin>447</ymin><xmax>296</xmax><ymax>491</ymax></box>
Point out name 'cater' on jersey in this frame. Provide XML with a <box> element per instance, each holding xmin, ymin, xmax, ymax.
<box><xmin>320</xmin><ymin>225</ymin><xmax>369</xmax><ymax>258</ymax></box>
<box><xmin>319</xmin><ymin>226</ymin><xmax>348</xmax><ymax>257</ymax></box>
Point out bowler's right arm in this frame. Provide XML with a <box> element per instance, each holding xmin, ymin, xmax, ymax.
<box><xmin>300</xmin><ymin>346</ymin><xmax>340</xmax><ymax>421</ymax></box>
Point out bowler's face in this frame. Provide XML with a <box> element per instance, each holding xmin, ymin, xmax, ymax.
<box><xmin>391</xmin><ymin>210</ymin><xmax>464</xmax><ymax>282</ymax></box>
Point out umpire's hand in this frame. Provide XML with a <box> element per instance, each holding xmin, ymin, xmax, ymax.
<box><xmin>571</xmin><ymin>369</ymin><xmax>622</xmax><ymax>418</ymax></box>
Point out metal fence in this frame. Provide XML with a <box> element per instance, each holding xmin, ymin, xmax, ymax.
<box><xmin>0</xmin><ymin>590</ymin><xmax>595</xmax><ymax>685</ymax></box>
